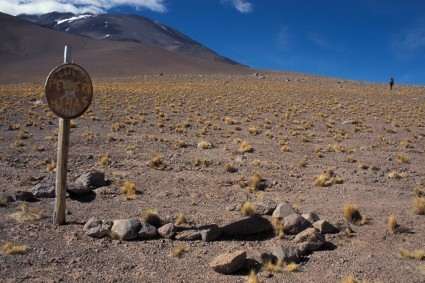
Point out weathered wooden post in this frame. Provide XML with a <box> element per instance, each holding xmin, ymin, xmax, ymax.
<box><xmin>45</xmin><ymin>46</ymin><xmax>93</xmax><ymax>225</ymax></box>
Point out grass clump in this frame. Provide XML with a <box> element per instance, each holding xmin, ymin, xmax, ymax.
<box><xmin>272</xmin><ymin>218</ymin><xmax>284</xmax><ymax>238</ymax></box>
<box><xmin>387</xmin><ymin>171</ymin><xmax>408</xmax><ymax>179</ymax></box>
<box><xmin>175</xmin><ymin>213</ymin><xmax>187</xmax><ymax>226</ymax></box>
<box><xmin>11</xmin><ymin>203</ymin><xmax>44</xmax><ymax>223</ymax></box>
<box><xmin>342</xmin><ymin>275</ymin><xmax>358</xmax><ymax>283</ymax></box>
<box><xmin>239</xmin><ymin>140</ymin><xmax>253</xmax><ymax>153</ymax></box>
<box><xmin>2</xmin><ymin>242</ymin><xmax>28</xmax><ymax>255</ymax></box>
<box><xmin>388</xmin><ymin>215</ymin><xmax>397</xmax><ymax>234</ymax></box>
<box><xmin>248</xmin><ymin>125</ymin><xmax>260</xmax><ymax>135</ymax></box>
<box><xmin>46</xmin><ymin>160</ymin><xmax>56</xmax><ymax>172</ymax></box>
<box><xmin>247</xmin><ymin>270</ymin><xmax>258</xmax><ymax>283</ymax></box>
<box><xmin>413</xmin><ymin>196</ymin><xmax>425</xmax><ymax>215</ymax></box>
<box><xmin>99</xmin><ymin>152</ymin><xmax>112</xmax><ymax>166</ymax></box>
<box><xmin>223</xmin><ymin>163</ymin><xmax>237</xmax><ymax>173</ymax></box>
<box><xmin>172</xmin><ymin>245</ymin><xmax>189</xmax><ymax>258</ymax></box>
<box><xmin>261</xmin><ymin>260</ymin><xmax>297</xmax><ymax>273</ymax></box>
<box><xmin>343</xmin><ymin>203</ymin><xmax>366</xmax><ymax>225</ymax></box>
<box><xmin>249</xmin><ymin>172</ymin><xmax>264</xmax><ymax>191</ymax></box>
<box><xmin>143</xmin><ymin>209</ymin><xmax>162</xmax><ymax>227</ymax></box>
<box><xmin>120</xmin><ymin>180</ymin><xmax>137</xmax><ymax>200</ymax></box>
<box><xmin>396</xmin><ymin>153</ymin><xmax>409</xmax><ymax>163</ymax></box>
<box><xmin>241</xmin><ymin>202</ymin><xmax>256</xmax><ymax>216</ymax></box>
<box><xmin>314</xmin><ymin>169</ymin><xmax>343</xmax><ymax>187</ymax></box>
<box><xmin>400</xmin><ymin>248</ymin><xmax>425</xmax><ymax>260</ymax></box>
<box><xmin>148</xmin><ymin>153</ymin><xmax>167</xmax><ymax>170</ymax></box>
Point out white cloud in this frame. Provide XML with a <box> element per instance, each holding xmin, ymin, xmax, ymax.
<box><xmin>0</xmin><ymin>0</ymin><xmax>167</xmax><ymax>16</ymax></box>
<box><xmin>222</xmin><ymin>0</ymin><xmax>253</xmax><ymax>13</ymax></box>
<box><xmin>392</xmin><ymin>26</ymin><xmax>425</xmax><ymax>59</ymax></box>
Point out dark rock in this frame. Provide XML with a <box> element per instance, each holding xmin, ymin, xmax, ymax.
<box><xmin>158</xmin><ymin>223</ymin><xmax>177</xmax><ymax>239</ymax></box>
<box><xmin>295</xmin><ymin>228</ymin><xmax>326</xmax><ymax>253</ymax></box>
<box><xmin>223</xmin><ymin>216</ymin><xmax>272</xmax><ymax>236</ymax></box>
<box><xmin>209</xmin><ymin>250</ymin><xmax>247</xmax><ymax>274</ymax></box>
<box><xmin>111</xmin><ymin>219</ymin><xmax>141</xmax><ymax>240</ymax></box>
<box><xmin>83</xmin><ymin>217</ymin><xmax>112</xmax><ymax>238</ymax></box>
<box><xmin>200</xmin><ymin>224</ymin><xmax>222</xmax><ymax>242</ymax></box>
<box><xmin>272</xmin><ymin>202</ymin><xmax>296</xmax><ymax>218</ymax></box>
<box><xmin>251</xmin><ymin>250</ymin><xmax>277</xmax><ymax>264</ymax></box>
<box><xmin>15</xmin><ymin>191</ymin><xmax>35</xmax><ymax>201</ymax></box>
<box><xmin>175</xmin><ymin>230</ymin><xmax>201</xmax><ymax>241</ymax></box>
<box><xmin>283</xmin><ymin>214</ymin><xmax>311</xmax><ymax>235</ymax></box>
<box><xmin>138</xmin><ymin>223</ymin><xmax>158</xmax><ymax>239</ymax></box>
<box><xmin>31</xmin><ymin>183</ymin><xmax>55</xmax><ymax>198</ymax></box>
<box><xmin>252</xmin><ymin>200</ymin><xmax>277</xmax><ymax>215</ymax></box>
<box><xmin>272</xmin><ymin>245</ymin><xmax>302</xmax><ymax>263</ymax></box>
<box><xmin>313</xmin><ymin>220</ymin><xmax>337</xmax><ymax>234</ymax></box>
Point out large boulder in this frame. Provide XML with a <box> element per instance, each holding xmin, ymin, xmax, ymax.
<box><xmin>272</xmin><ymin>245</ymin><xmax>302</xmax><ymax>263</ymax></box>
<box><xmin>272</xmin><ymin>202</ymin><xmax>297</xmax><ymax>218</ymax></box>
<box><xmin>283</xmin><ymin>214</ymin><xmax>311</xmax><ymax>235</ymax></box>
<box><xmin>295</xmin><ymin>228</ymin><xmax>326</xmax><ymax>254</ymax></box>
<box><xmin>252</xmin><ymin>200</ymin><xmax>277</xmax><ymax>215</ymax></box>
<box><xmin>15</xmin><ymin>191</ymin><xmax>36</xmax><ymax>202</ymax></box>
<box><xmin>158</xmin><ymin>223</ymin><xmax>177</xmax><ymax>239</ymax></box>
<box><xmin>313</xmin><ymin>220</ymin><xmax>337</xmax><ymax>234</ymax></box>
<box><xmin>138</xmin><ymin>223</ymin><xmax>158</xmax><ymax>239</ymax></box>
<box><xmin>83</xmin><ymin>217</ymin><xmax>112</xmax><ymax>238</ymax></box>
<box><xmin>200</xmin><ymin>224</ymin><xmax>222</xmax><ymax>242</ymax></box>
<box><xmin>210</xmin><ymin>250</ymin><xmax>247</xmax><ymax>274</ymax></box>
<box><xmin>223</xmin><ymin>216</ymin><xmax>272</xmax><ymax>237</ymax></box>
<box><xmin>111</xmin><ymin>219</ymin><xmax>141</xmax><ymax>240</ymax></box>
<box><xmin>301</xmin><ymin>212</ymin><xmax>320</xmax><ymax>224</ymax></box>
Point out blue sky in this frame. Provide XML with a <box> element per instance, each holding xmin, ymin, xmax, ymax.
<box><xmin>2</xmin><ymin>0</ymin><xmax>425</xmax><ymax>85</ymax></box>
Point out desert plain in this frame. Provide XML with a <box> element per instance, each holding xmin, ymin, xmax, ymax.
<box><xmin>0</xmin><ymin>72</ymin><xmax>424</xmax><ymax>282</ymax></box>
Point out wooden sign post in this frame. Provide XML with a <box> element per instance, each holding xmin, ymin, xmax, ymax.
<box><xmin>45</xmin><ymin>46</ymin><xmax>93</xmax><ymax>225</ymax></box>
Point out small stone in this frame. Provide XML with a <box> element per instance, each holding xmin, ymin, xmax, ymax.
<box><xmin>111</xmin><ymin>219</ymin><xmax>141</xmax><ymax>241</ymax></box>
<box><xmin>15</xmin><ymin>191</ymin><xmax>35</xmax><ymax>202</ymax></box>
<box><xmin>158</xmin><ymin>223</ymin><xmax>177</xmax><ymax>239</ymax></box>
<box><xmin>223</xmin><ymin>216</ymin><xmax>272</xmax><ymax>236</ymax></box>
<box><xmin>138</xmin><ymin>223</ymin><xmax>158</xmax><ymax>239</ymax></box>
<box><xmin>301</xmin><ymin>212</ymin><xmax>320</xmax><ymax>223</ymax></box>
<box><xmin>83</xmin><ymin>217</ymin><xmax>112</xmax><ymax>238</ymax></box>
<box><xmin>175</xmin><ymin>230</ymin><xmax>201</xmax><ymax>241</ymax></box>
<box><xmin>252</xmin><ymin>200</ymin><xmax>277</xmax><ymax>215</ymax></box>
<box><xmin>313</xmin><ymin>220</ymin><xmax>337</xmax><ymax>234</ymax></box>
<box><xmin>31</xmin><ymin>183</ymin><xmax>55</xmax><ymax>198</ymax></box>
<box><xmin>209</xmin><ymin>250</ymin><xmax>247</xmax><ymax>274</ymax></box>
<box><xmin>200</xmin><ymin>224</ymin><xmax>222</xmax><ymax>242</ymax></box>
<box><xmin>272</xmin><ymin>245</ymin><xmax>302</xmax><ymax>263</ymax></box>
<box><xmin>295</xmin><ymin>228</ymin><xmax>326</xmax><ymax>253</ymax></box>
<box><xmin>341</xmin><ymin>120</ymin><xmax>358</xmax><ymax>125</ymax></box>
<box><xmin>272</xmin><ymin>202</ymin><xmax>296</xmax><ymax>219</ymax></box>
<box><xmin>283</xmin><ymin>214</ymin><xmax>311</xmax><ymax>235</ymax></box>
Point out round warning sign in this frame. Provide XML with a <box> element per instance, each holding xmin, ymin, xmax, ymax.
<box><xmin>45</xmin><ymin>63</ymin><xmax>93</xmax><ymax>119</ymax></box>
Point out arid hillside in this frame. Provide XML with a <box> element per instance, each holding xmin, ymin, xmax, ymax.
<box><xmin>0</xmin><ymin>73</ymin><xmax>424</xmax><ymax>282</ymax></box>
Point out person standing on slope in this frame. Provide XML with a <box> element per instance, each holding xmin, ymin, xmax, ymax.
<box><xmin>389</xmin><ymin>77</ymin><xmax>394</xmax><ymax>90</ymax></box>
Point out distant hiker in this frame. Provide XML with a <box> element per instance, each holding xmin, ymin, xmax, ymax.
<box><xmin>389</xmin><ymin>77</ymin><xmax>394</xmax><ymax>90</ymax></box>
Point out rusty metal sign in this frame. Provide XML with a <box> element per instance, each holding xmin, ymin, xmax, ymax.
<box><xmin>45</xmin><ymin>63</ymin><xmax>93</xmax><ymax>119</ymax></box>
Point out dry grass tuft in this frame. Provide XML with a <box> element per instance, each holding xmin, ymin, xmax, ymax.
<box><xmin>400</xmin><ymin>248</ymin><xmax>425</xmax><ymax>260</ymax></box>
<box><xmin>148</xmin><ymin>153</ymin><xmax>167</xmax><ymax>170</ymax></box>
<box><xmin>248</xmin><ymin>125</ymin><xmax>260</xmax><ymax>135</ymax></box>
<box><xmin>2</xmin><ymin>242</ymin><xmax>28</xmax><ymax>255</ymax></box>
<box><xmin>241</xmin><ymin>202</ymin><xmax>256</xmax><ymax>216</ymax></box>
<box><xmin>247</xmin><ymin>270</ymin><xmax>258</xmax><ymax>283</ymax></box>
<box><xmin>143</xmin><ymin>209</ymin><xmax>161</xmax><ymax>227</ymax></box>
<box><xmin>120</xmin><ymin>180</ymin><xmax>137</xmax><ymax>200</ymax></box>
<box><xmin>172</xmin><ymin>245</ymin><xmax>189</xmax><ymax>258</ymax></box>
<box><xmin>262</xmin><ymin>260</ymin><xmax>282</xmax><ymax>273</ymax></box>
<box><xmin>46</xmin><ymin>160</ymin><xmax>56</xmax><ymax>172</ymax></box>
<box><xmin>249</xmin><ymin>172</ymin><xmax>264</xmax><ymax>190</ymax></box>
<box><xmin>11</xmin><ymin>203</ymin><xmax>44</xmax><ymax>223</ymax></box>
<box><xmin>343</xmin><ymin>203</ymin><xmax>366</xmax><ymax>225</ymax></box>
<box><xmin>0</xmin><ymin>197</ymin><xmax>6</xmax><ymax>207</ymax></box>
<box><xmin>223</xmin><ymin>163</ymin><xmax>237</xmax><ymax>173</ymax></box>
<box><xmin>342</xmin><ymin>275</ymin><xmax>358</xmax><ymax>283</ymax></box>
<box><xmin>396</xmin><ymin>153</ymin><xmax>409</xmax><ymax>163</ymax></box>
<box><xmin>413</xmin><ymin>197</ymin><xmax>425</xmax><ymax>215</ymax></box>
<box><xmin>99</xmin><ymin>152</ymin><xmax>112</xmax><ymax>166</ymax></box>
<box><xmin>172</xmin><ymin>139</ymin><xmax>187</xmax><ymax>149</ymax></box>
<box><xmin>387</xmin><ymin>171</ymin><xmax>408</xmax><ymax>179</ymax></box>
<box><xmin>388</xmin><ymin>215</ymin><xmax>397</xmax><ymax>234</ymax></box>
<box><xmin>239</xmin><ymin>140</ymin><xmax>253</xmax><ymax>153</ymax></box>
<box><xmin>414</xmin><ymin>187</ymin><xmax>425</xmax><ymax>197</ymax></box>
<box><xmin>283</xmin><ymin>262</ymin><xmax>298</xmax><ymax>272</ymax></box>
<box><xmin>175</xmin><ymin>213</ymin><xmax>187</xmax><ymax>226</ymax></box>
<box><xmin>272</xmin><ymin>218</ymin><xmax>284</xmax><ymax>238</ymax></box>
<box><xmin>314</xmin><ymin>169</ymin><xmax>343</xmax><ymax>187</ymax></box>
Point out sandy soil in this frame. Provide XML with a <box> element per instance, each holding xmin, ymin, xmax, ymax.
<box><xmin>0</xmin><ymin>73</ymin><xmax>424</xmax><ymax>283</ymax></box>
